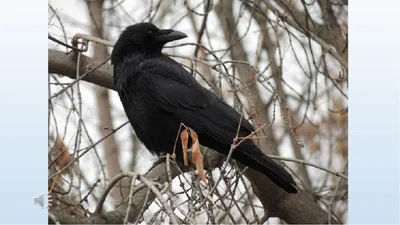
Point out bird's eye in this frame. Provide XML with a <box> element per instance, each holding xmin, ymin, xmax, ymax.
<box><xmin>147</xmin><ymin>30</ymin><xmax>154</xmax><ymax>36</ymax></box>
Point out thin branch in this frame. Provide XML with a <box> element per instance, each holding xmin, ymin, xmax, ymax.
<box><xmin>261</xmin><ymin>0</ymin><xmax>348</xmax><ymax>69</ymax></box>
<box><xmin>268</xmin><ymin>155</ymin><xmax>348</xmax><ymax>180</ymax></box>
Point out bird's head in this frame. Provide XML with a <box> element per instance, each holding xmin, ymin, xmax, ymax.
<box><xmin>111</xmin><ymin>23</ymin><xmax>188</xmax><ymax>65</ymax></box>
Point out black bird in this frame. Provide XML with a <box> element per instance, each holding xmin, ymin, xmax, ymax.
<box><xmin>111</xmin><ymin>23</ymin><xmax>297</xmax><ymax>194</ymax></box>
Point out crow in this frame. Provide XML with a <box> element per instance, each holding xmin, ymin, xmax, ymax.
<box><xmin>111</xmin><ymin>23</ymin><xmax>297</xmax><ymax>194</ymax></box>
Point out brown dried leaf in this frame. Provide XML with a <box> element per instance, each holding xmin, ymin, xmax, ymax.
<box><xmin>180</xmin><ymin>129</ymin><xmax>189</xmax><ymax>166</ymax></box>
<box><xmin>308</xmin><ymin>139</ymin><xmax>320</xmax><ymax>153</ymax></box>
<box><xmin>52</xmin><ymin>136</ymin><xmax>72</xmax><ymax>170</ymax></box>
<box><xmin>49</xmin><ymin>171</ymin><xmax>61</xmax><ymax>193</ymax></box>
<box><xmin>188</xmin><ymin>128</ymin><xmax>207</xmax><ymax>185</ymax></box>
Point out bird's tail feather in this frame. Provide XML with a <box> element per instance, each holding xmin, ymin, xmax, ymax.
<box><xmin>233</xmin><ymin>146</ymin><xmax>298</xmax><ymax>193</ymax></box>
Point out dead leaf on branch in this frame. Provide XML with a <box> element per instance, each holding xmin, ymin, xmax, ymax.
<box><xmin>180</xmin><ymin>129</ymin><xmax>189</xmax><ymax>166</ymax></box>
<box><xmin>180</xmin><ymin>127</ymin><xmax>208</xmax><ymax>185</ymax></box>
<box><xmin>188</xmin><ymin>128</ymin><xmax>208</xmax><ymax>185</ymax></box>
<box><xmin>49</xmin><ymin>136</ymin><xmax>72</xmax><ymax>193</ymax></box>
<box><xmin>52</xmin><ymin>136</ymin><xmax>72</xmax><ymax>168</ymax></box>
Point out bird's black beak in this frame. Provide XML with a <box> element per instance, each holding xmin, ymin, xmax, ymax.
<box><xmin>155</xmin><ymin>29</ymin><xmax>188</xmax><ymax>43</ymax></box>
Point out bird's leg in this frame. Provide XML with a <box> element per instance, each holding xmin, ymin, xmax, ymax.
<box><xmin>148</xmin><ymin>155</ymin><xmax>166</xmax><ymax>171</ymax></box>
<box><xmin>148</xmin><ymin>152</ymin><xmax>177</xmax><ymax>171</ymax></box>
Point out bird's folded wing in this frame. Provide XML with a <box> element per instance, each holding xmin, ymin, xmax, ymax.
<box><xmin>136</xmin><ymin>67</ymin><xmax>255</xmax><ymax>144</ymax></box>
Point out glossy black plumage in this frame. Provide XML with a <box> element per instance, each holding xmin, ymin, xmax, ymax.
<box><xmin>111</xmin><ymin>23</ymin><xmax>297</xmax><ymax>193</ymax></box>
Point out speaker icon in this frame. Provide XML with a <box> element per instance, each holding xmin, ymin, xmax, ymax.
<box><xmin>34</xmin><ymin>194</ymin><xmax>45</xmax><ymax>208</ymax></box>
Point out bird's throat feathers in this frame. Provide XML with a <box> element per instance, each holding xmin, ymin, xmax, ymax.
<box><xmin>113</xmin><ymin>51</ymin><xmax>159</xmax><ymax>92</ymax></box>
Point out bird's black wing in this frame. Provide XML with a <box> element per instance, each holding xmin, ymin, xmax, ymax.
<box><xmin>135</xmin><ymin>57</ymin><xmax>254</xmax><ymax>143</ymax></box>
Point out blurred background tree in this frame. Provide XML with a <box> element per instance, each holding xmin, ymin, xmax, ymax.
<box><xmin>48</xmin><ymin>0</ymin><xmax>348</xmax><ymax>224</ymax></box>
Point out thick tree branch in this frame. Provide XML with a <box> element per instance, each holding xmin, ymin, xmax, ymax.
<box><xmin>48</xmin><ymin>49</ymin><xmax>115</xmax><ymax>90</ymax></box>
<box><xmin>48</xmin><ymin>146</ymin><xmax>340</xmax><ymax>224</ymax></box>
